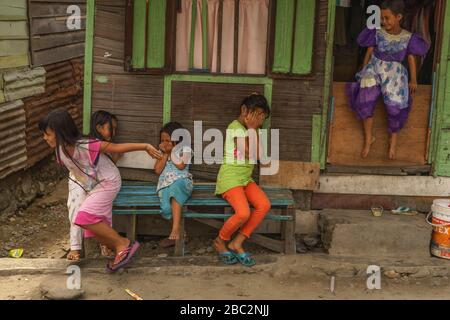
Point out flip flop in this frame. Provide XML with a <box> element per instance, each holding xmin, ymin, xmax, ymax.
<box><xmin>159</xmin><ymin>238</ymin><xmax>176</xmax><ymax>248</ymax></box>
<box><xmin>159</xmin><ymin>232</ymin><xmax>189</xmax><ymax>248</ymax></box>
<box><xmin>106</xmin><ymin>241</ymin><xmax>140</xmax><ymax>273</ymax></box>
<box><xmin>391</xmin><ymin>206</ymin><xmax>418</xmax><ymax>216</ymax></box>
<box><xmin>231</xmin><ymin>251</ymin><xmax>256</xmax><ymax>267</ymax></box>
<box><xmin>218</xmin><ymin>251</ymin><xmax>238</xmax><ymax>265</ymax></box>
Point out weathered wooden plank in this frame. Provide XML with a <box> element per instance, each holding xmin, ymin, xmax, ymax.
<box><xmin>32</xmin><ymin>42</ymin><xmax>85</xmax><ymax>66</ymax></box>
<box><xmin>31</xmin><ymin>17</ymin><xmax>86</xmax><ymax>36</ymax></box>
<box><xmin>29</xmin><ymin>3</ymin><xmax>86</xmax><ymax>18</ymax></box>
<box><xmin>0</xmin><ymin>0</ymin><xmax>27</xmax><ymax>19</ymax></box>
<box><xmin>0</xmin><ymin>54</ymin><xmax>29</xmax><ymax>69</ymax></box>
<box><xmin>0</xmin><ymin>21</ymin><xmax>28</xmax><ymax>38</ymax></box>
<box><xmin>31</xmin><ymin>30</ymin><xmax>85</xmax><ymax>50</ymax></box>
<box><xmin>260</xmin><ymin>161</ymin><xmax>320</xmax><ymax>190</ymax></box>
<box><xmin>0</xmin><ymin>40</ymin><xmax>29</xmax><ymax>57</ymax></box>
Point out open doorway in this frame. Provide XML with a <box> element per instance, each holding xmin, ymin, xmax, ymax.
<box><xmin>327</xmin><ymin>0</ymin><xmax>441</xmax><ymax>173</ymax></box>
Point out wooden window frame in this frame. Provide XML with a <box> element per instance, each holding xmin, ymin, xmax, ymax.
<box><xmin>124</xmin><ymin>0</ymin><xmax>317</xmax><ymax>78</ymax></box>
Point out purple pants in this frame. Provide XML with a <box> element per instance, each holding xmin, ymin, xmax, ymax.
<box><xmin>346</xmin><ymin>82</ymin><xmax>411</xmax><ymax>133</ymax></box>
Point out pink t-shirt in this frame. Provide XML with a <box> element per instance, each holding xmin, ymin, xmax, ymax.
<box><xmin>57</xmin><ymin>139</ymin><xmax>120</xmax><ymax>192</ymax></box>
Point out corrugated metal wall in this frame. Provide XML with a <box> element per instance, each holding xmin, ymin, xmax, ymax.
<box><xmin>0</xmin><ymin>1</ymin><xmax>85</xmax><ymax>179</ymax></box>
<box><xmin>0</xmin><ymin>100</ymin><xmax>27</xmax><ymax>179</ymax></box>
<box><xmin>24</xmin><ymin>58</ymin><xmax>84</xmax><ymax>166</ymax></box>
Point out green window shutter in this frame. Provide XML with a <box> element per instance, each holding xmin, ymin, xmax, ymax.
<box><xmin>146</xmin><ymin>0</ymin><xmax>166</xmax><ymax>68</ymax></box>
<box><xmin>272</xmin><ymin>0</ymin><xmax>295</xmax><ymax>73</ymax></box>
<box><xmin>131</xmin><ymin>0</ymin><xmax>166</xmax><ymax>70</ymax></box>
<box><xmin>132</xmin><ymin>0</ymin><xmax>147</xmax><ymax>69</ymax></box>
<box><xmin>272</xmin><ymin>0</ymin><xmax>315</xmax><ymax>75</ymax></box>
<box><xmin>292</xmin><ymin>0</ymin><xmax>315</xmax><ymax>74</ymax></box>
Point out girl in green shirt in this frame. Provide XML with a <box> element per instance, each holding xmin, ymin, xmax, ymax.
<box><xmin>214</xmin><ymin>93</ymin><xmax>271</xmax><ymax>267</ymax></box>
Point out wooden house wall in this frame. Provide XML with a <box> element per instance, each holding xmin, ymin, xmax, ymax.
<box><xmin>91</xmin><ymin>0</ymin><xmax>328</xmax><ymax>180</ymax></box>
<box><xmin>170</xmin><ymin>81</ymin><xmax>265</xmax><ymax>181</ymax></box>
<box><xmin>29</xmin><ymin>0</ymin><xmax>86</xmax><ymax>66</ymax></box>
<box><xmin>91</xmin><ymin>0</ymin><xmax>164</xmax><ymax>147</ymax></box>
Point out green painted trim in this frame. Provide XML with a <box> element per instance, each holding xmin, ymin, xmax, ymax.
<box><xmin>95</xmin><ymin>75</ymin><xmax>109</xmax><ymax>83</ymax></box>
<box><xmin>431</xmin><ymin>3</ymin><xmax>450</xmax><ymax>176</ymax></box>
<box><xmin>132</xmin><ymin>0</ymin><xmax>147</xmax><ymax>69</ymax></box>
<box><xmin>83</xmin><ymin>0</ymin><xmax>95</xmax><ymax>135</ymax></box>
<box><xmin>311</xmin><ymin>114</ymin><xmax>321</xmax><ymax>162</ymax></box>
<box><xmin>167</xmin><ymin>74</ymin><xmax>273</xmax><ymax>85</ymax></box>
<box><xmin>272</xmin><ymin>0</ymin><xmax>295</xmax><ymax>73</ymax></box>
<box><xmin>312</xmin><ymin>0</ymin><xmax>335</xmax><ymax>168</ymax></box>
<box><xmin>163</xmin><ymin>76</ymin><xmax>172</xmax><ymax>125</ymax></box>
<box><xmin>202</xmin><ymin>0</ymin><xmax>208</xmax><ymax>69</ymax></box>
<box><xmin>147</xmin><ymin>0</ymin><xmax>166</xmax><ymax>68</ymax></box>
<box><xmin>292</xmin><ymin>0</ymin><xmax>315</xmax><ymax>74</ymax></box>
<box><xmin>163</xmin><ymin>74</ymin><xmax>273</xmax><ymax>126</ymax></box>
<box><xmin>189</xmin><ymin>0</ymin><xmax>197</xmax><ymax>69</ymax></box>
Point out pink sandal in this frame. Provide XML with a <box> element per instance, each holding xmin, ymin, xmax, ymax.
<box><xmin>106</xmin><ymin>241</ymin><xmax>140</xmax><ymax>273</ymax></box>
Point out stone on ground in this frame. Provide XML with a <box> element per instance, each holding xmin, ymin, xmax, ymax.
<box><xmin>40</xmin><ymin>276</ymin><xmax>84</xmax><ymax>300</ymax></box>
<box><xmin>318</xmin><ymin>209</ymin><xmax>432</xmax><ymax>259</ymax></box>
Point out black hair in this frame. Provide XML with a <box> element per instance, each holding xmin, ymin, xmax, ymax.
<box><xmin>90</xmin><ymin>110</ymin><xmax>117</xmax><ymax>141</ymax></box>
<box><xmin>381</xmin><ymin>0</ymin><xmax>405</xmax><ymax>16</ymax></box>
<box><xmin>38</xmin><ymin>109</ymin><xmax>81</xmax><ymax>150</ymax></box>
<box><xmin>160</xmin><ymin>121</ymin><xmax>185</xmax><ymax>145</ymax></box>
<box><xmin>39</xmin><ymin>109</ymin><xmax>99</xmax><ymax>191</ymax></box>
<box><xmin>241</xmin><ymin>93</ymin><xmax>271</xmax><ymax>118</ymax></box>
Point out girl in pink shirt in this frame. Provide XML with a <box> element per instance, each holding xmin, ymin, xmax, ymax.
<box><xmin>39</xmin><ymin>110</ymin><xmax>162</xmax><ymax>272</ymax></box>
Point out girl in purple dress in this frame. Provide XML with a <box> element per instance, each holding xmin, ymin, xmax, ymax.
<box><xmin>346</xmin><ymin>0</ymin><xmax>429</xmax><ymax>159</ymax></box>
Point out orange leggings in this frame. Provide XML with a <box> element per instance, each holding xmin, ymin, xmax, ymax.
<box><xmin>219</xmin><ymin>182</ymin><xmax>271</xmax><ymax>241</ymax></box>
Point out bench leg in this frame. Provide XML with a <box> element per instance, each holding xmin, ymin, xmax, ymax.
<box><xmin>282</xmin><ymin>207</ymin><xmax>296</xmax><ymax>254</ymax></box>
<box><xmin>126</xmin><ymin>214</ymin><xmax>137</xmax><ymax>241</ymax></box>
<box><xmin>174</xmin><ymin>217</ymin><xmax>185</xmax><ymax>257</ymax></box>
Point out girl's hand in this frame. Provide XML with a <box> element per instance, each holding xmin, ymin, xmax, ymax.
<box><xmin>146</xmin><ymin>144</ymin><xmax>162</xmax><ymax>159</ymax></box>
<box><xmin>244</xmin><ymin>112</ymin><xmax>261</xmax><ymax>129</ymax></box>
<box><xmin>409</xmin><ymin>81</ymin><xmax>418</xmax><ymax>96</ymax></box>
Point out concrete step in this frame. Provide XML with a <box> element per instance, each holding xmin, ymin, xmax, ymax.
<box><xmin>318</xmin><ymin>209</ymin><xmax>433</xmax><ymax>259</ymax></box>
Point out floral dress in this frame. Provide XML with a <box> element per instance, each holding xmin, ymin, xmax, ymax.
<box><xmin>346</xmin><ymin>27</ymin><xmax>429</xmax><ymax>133</ymax></box>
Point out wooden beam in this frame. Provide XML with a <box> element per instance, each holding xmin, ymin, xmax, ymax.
<box><xmin>82</xmin><ymin>0</ymin><xmax>95</xmax><ymax>135</ymax></box>
<box><xmin>318</xmin><ymin>174</ymin><xmax>450</xmax><ymax>197</ymax></box>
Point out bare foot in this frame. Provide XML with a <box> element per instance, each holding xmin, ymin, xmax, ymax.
<box><xmin>361</xmin><ymin>137</ymin><xmax>376</xmax><ymax>158</ymax></box>
<box><xmin>168</xmin><ymin>229</ymin><xmax>180</xmax><ymax>240</ymax></box>
<box><xmin>228</xmin><ymin>241</ymin><xmax>245</xmax><ymax>254</ymax></box>
<box><xmin>213</xmin><ymin>236</ymin><xmax>228</xmax><ymax>254</ymax></box>
<box><xmin>67</xmin><ymin>250</ymin><xmax>81</xmax><ymax>261</ymax></box>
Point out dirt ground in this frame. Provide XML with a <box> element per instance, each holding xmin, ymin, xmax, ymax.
<box><xmin>1</xmin><ymin>256</ymin><xmax>450</xmax><ymax>300</ymax></box>
<box><xmin>2</xmin><ymin>179</ymin><xmax>450</xmax><ymax>300</ymax></box>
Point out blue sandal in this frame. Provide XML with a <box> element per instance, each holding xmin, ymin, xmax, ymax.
<box><xmin>232</xmin><ymin>251</ymin><xmax>256</xmax><ymax>267</ymax></box>
<box><xmin>218</xmin><ymin>251</ymin><xmax>238</xmax><ymax>265</ymax></box>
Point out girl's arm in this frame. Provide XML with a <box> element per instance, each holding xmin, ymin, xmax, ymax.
<box><xmin>154</xmin><ymin>153</ymin><xmax>169</xmax><ymax>175</ymax></box>
<box><xmin>100</xmin><ymin>142</ymin><xmax>162</xmax><ymax>159</ymax></box>
<box><xmin>362</xmin><ymin>47</ymin><xmax>374</xmax><ymax>68</ymax></box>
<box><xmin>407</xmin><ymin>54</ymin><xmax>418</xmax><ymax>95</ymax></box>
<box><xmin>110</xmin><ymin>152</ymin><xmax>123</xmax><ymax>164</ymax></box>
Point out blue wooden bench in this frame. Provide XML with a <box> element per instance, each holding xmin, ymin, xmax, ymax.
<box><xmin>113</xmin><ymin>181</ymin><xmax>297</xmax><ymax>256</ymax></box>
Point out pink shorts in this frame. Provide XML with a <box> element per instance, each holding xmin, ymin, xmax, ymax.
<box><xmin>74</xmin><ymin>211</ymin><xmax>112</xmax><ymax>238</ymax></box>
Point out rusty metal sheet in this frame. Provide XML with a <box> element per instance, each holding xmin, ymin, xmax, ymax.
<box><xmin>0</xmin><ymin>100</ymin><xmax>27</xmax><ymax>179</ymax></box>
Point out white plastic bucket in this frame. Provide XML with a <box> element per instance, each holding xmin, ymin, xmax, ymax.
<box><xmin>427</xmin><ymin>199</ymin><xmax>450</xmax><ymax>259</ymax></box>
